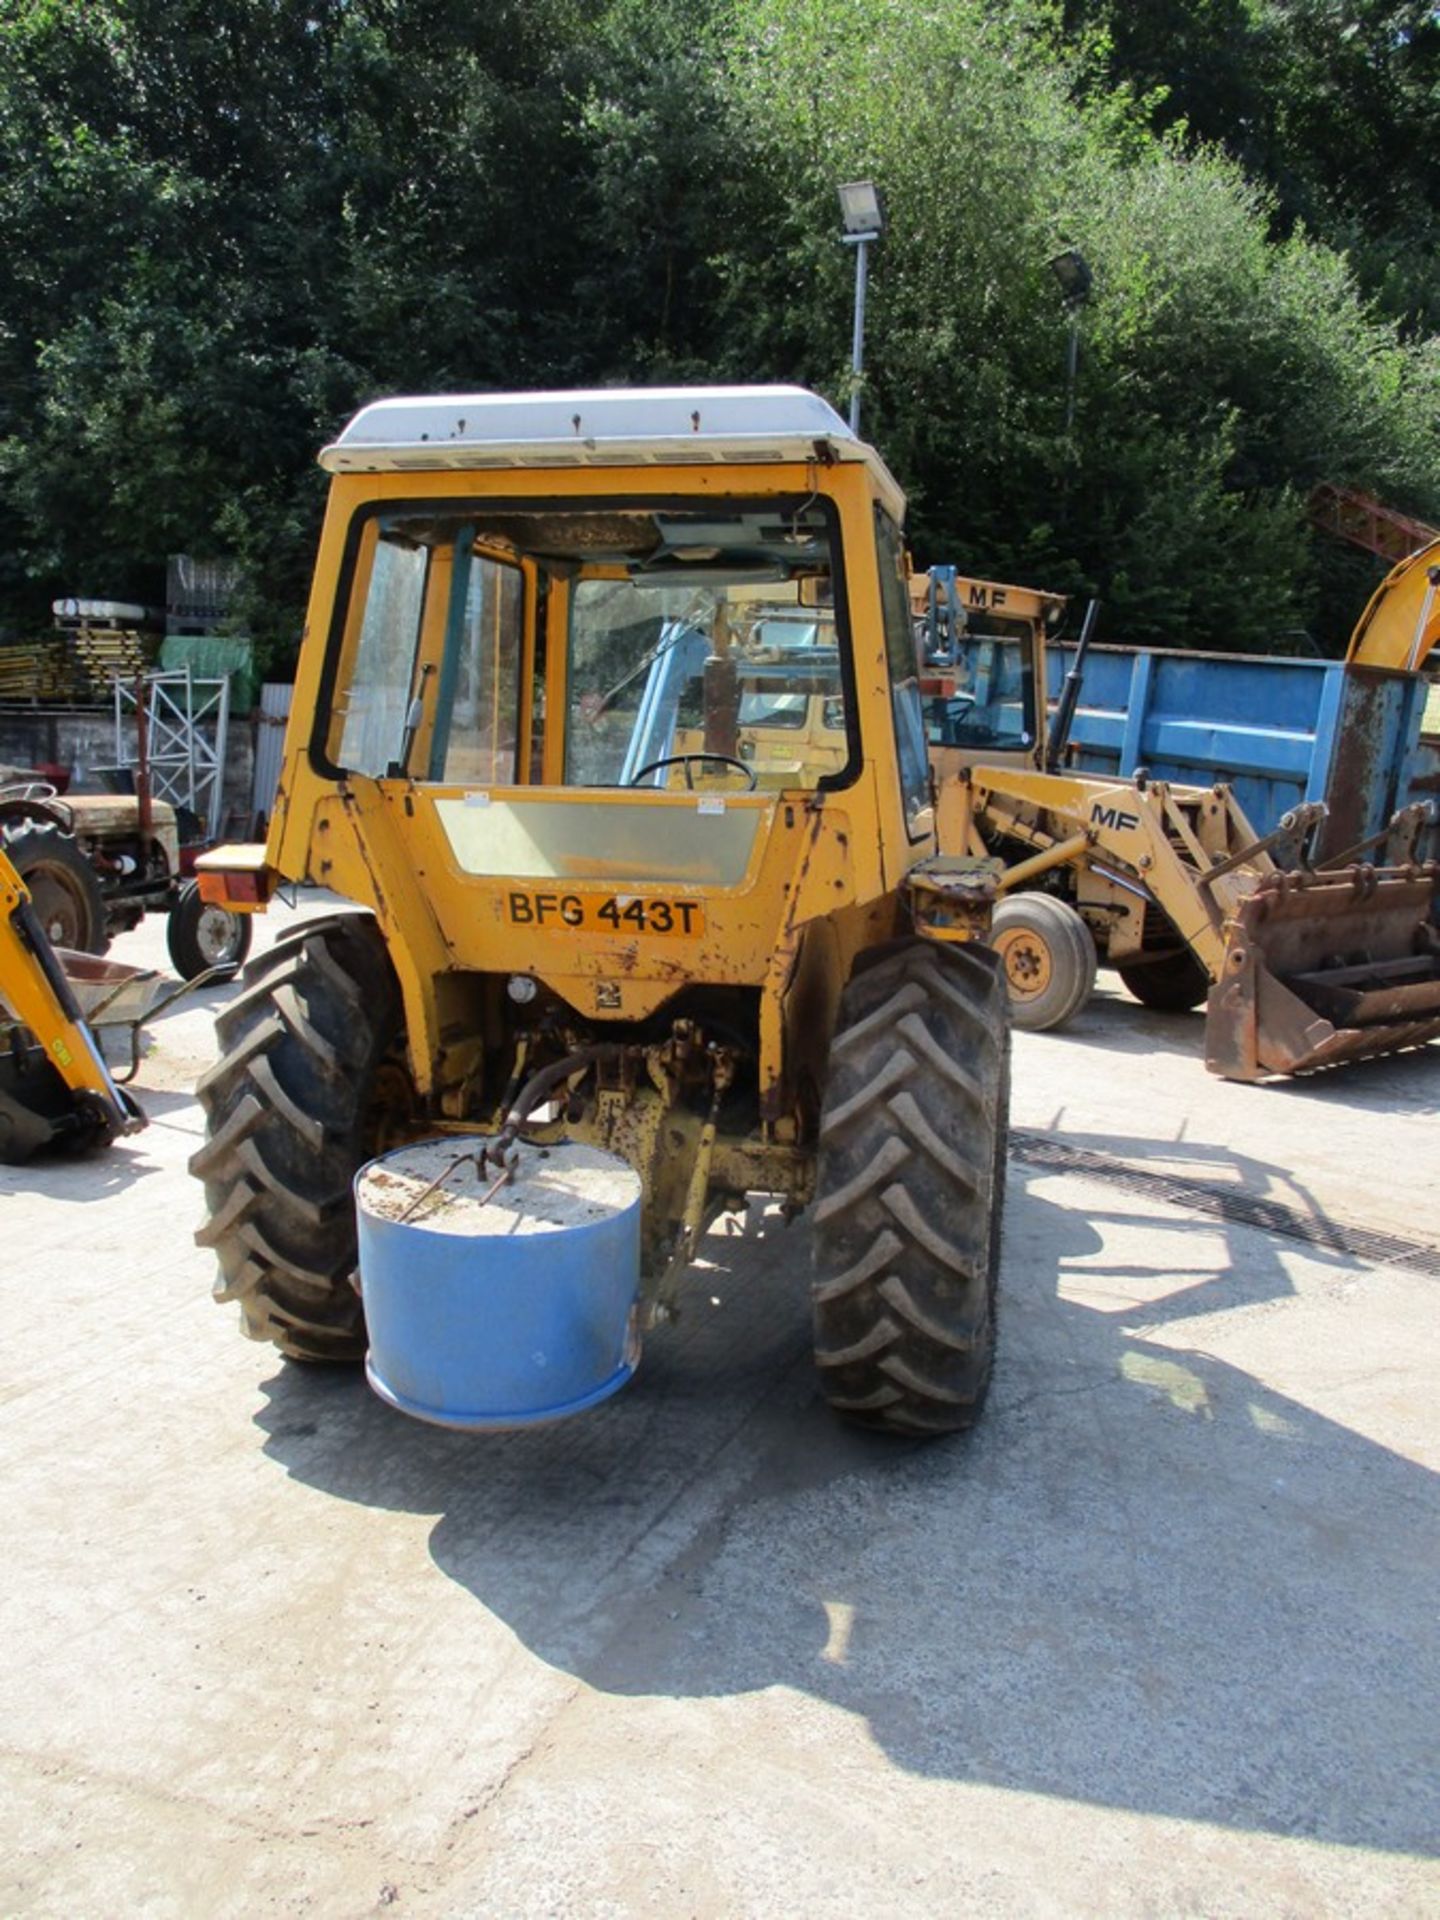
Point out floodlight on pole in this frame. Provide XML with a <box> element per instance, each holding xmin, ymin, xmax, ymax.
<box><xmin>1047</xmin><ymin>247</ymin><xmax>1093</xmax><ymax>310</ymax></box>
<box><xmin>1047</xmin><ymin>247</ymin><xmax>1092</xmax><ymax>437</ymax></box>
<box><xmin>839</xmin><ymin>180</ymin><xmax>885</xmax><ymax>435</ymax></box>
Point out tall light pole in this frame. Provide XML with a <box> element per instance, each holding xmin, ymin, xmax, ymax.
<box><xmin>1048</xmin><ymin>247</ymin><xmax>1093</xmax><ymax>437</ymax></box>
<box><xmin>839</xmin><ymin>180</ymin><xmax>885</xmax><ymax>436</ymax></box>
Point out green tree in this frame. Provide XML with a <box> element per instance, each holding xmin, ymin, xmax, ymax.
<box><xmin>0</xmin><ymin>0</ymin><xmax>1434</xmax><ymax>666</ymax></box>
<box><xmin>712</xmin><ymin>0</ymin><xmax>1439</xmax><ymax>649</ymax></box>
<box><xmin>1061</xmin><ymin>1</ymin><xmax>1440</xmax><ymax>333</ymax></box>
<box><xmin>0</xmin><ymin>0</ymin><xmax>614</xmax><ymax>659</ymax></box>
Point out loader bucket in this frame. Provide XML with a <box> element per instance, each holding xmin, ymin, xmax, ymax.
<box><xmin>1205</xmin><ymin>864</ymin><xmax>1440</xmax><ymax>1081</ymax></box>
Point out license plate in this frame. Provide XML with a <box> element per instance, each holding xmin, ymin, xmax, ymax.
<box><xmin>505</xmin><ymin>891</ymin><xmax>705</xmax><ymax>937</ymax></box>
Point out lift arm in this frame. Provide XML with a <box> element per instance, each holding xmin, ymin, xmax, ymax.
<box><xmin>0</xmin><ymin>847</ymin><xmax>145</xmax><ymax>1156</ymax></box>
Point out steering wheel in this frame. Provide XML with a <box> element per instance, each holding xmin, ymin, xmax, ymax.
<box><xmin>628</xmin><ymin>753</ymin><xmax>758</xmax><ymax>791</ymax></box>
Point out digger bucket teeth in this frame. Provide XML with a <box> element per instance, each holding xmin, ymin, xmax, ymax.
<box><xmin>1205</xmin><ymin>863</ymin><xmax>1440</xmax><ymax>1081</ymax></box>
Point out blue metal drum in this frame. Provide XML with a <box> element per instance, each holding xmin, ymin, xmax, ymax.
<box><xmin>356</xmin><ymin>1138</ymin><xmax>644</xmax><ymax>1430</ymax></box>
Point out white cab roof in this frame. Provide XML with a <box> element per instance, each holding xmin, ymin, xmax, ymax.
<box><xmin>320</xmin><ymin>385</ymin><xmax>906</xmax><ymax>519</ymax></box>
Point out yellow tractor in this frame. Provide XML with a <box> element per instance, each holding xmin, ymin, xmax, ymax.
<box><xmin>917</xmin><ymin>565</ymin><xmax>1440</xmax><ymax>1079</ymax></box>
<box><xmin>191</xmin><ymin>387</ymin><xmax>1010</xmax><ymax>1436</ymax></box>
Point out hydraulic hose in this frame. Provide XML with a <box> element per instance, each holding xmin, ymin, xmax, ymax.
<box><xmin>487</xmin><ymin>1041</ymin><xmax>634</xmax><ymax>1164</ymax></box>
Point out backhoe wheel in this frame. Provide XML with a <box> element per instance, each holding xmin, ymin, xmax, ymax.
<box><xmin>166</xmin><ymin>879</ymin><xmax>254</xmax><ymax>980</ymax></box>
<box><xmin>990</xmin><ymin>892</ymin><xmax>1096</xmax><ymax>1032</ymax></box>
<box><xmin>811</xmin><ymin>938</ymin><xmax>1011</xmax><ymax>1437</ymax></box>
<box><xmin>2</xmin><ymin>821</ymin><xmax>107</xmax><ymax>953</ymax></box>
<box><xmin>190</xmin><ymin>913</ymin><xmax>402</xmax><ymax>1362</ymax></box>
<box><xmin>1117</xmin><ymin>947</ymin><xmax>1210</xmax><ymax>1013</ymax></box>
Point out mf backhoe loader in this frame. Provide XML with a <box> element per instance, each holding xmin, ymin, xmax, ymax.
<box><xmin>0</xmin><ymin>846</ymin><xmax>146</xmax><ymax>1161</ymax></box>
<box><xmin>919</xmin><ymin>565</ymin><xmax>1440</xmax><ymax>1080</ymax></box>
<box><xmin>191</xmin><ymin>387</ymin><xmax>1010</xmax><ymax>1436</ymax></box>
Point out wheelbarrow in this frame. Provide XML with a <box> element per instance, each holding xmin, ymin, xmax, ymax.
<box><xmin>51</xmin><ymin>951</ymin><xmax>239</xmax><ymax>1081</ymax></box>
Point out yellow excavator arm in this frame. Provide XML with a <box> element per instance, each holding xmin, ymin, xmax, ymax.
<box><xmin>1346</xmin><ymin>538</ymin><xmax>1440</xmax><ymax>672</ymax></box>
<box><xmin>0</xmin><ymin>847</ymin><xmax>145</xmax><ymax>1161</ymax></box>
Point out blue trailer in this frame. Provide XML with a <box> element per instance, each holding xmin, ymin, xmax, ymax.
<box><xmin>920</xmin><ymin>563</ymin><xmax>1438</xmax><ymax>862</ymax></box>
<box><xmin>1046</xmin><ymin>638</ymin><xmax>1437</xmax><ymax>859</ymax></box>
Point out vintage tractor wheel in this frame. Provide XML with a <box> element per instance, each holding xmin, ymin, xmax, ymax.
<box><xmin>811</xmin><ymin>937</ymin><xmax>1011</xmax><ymax>1437</ymax></box>
<box><xmin>167</xmin><ymin>879</ymin><xmax>254</xmax><ymax>980</ymax></box>
<box><xmin>1</xmin><ymin>821</ymin><xmax>107</xmax><ymax>953</ymax></box>
<box><xmin>1117</xmin><ymin>947</ymin><xmax>1210</xmax><ymax>1013</ymax></box>
<box><xmin>989</xmin><ymin>892</ymin><xmax>1096</xmax><ymax>1031</ymax></box>
<box><xmin>190</xmin><ymin>913</ymin><xmax>402</xmax><ymax>1361</ymax></box>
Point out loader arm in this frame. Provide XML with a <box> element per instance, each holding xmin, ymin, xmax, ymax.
<box><xmin>0</xmin><ymin>847</ymin><xmax>145</xmax><ymax>1158</ymax></box>
<box><xmin>943</xmin><ymin>754</ymin><xmax>1440</xmax><ymax>1081</ymax></box>
<box><xmin>956</xmin><ymin>766</ymin><xmax>1262</xmax><ymax>977</ymax></box>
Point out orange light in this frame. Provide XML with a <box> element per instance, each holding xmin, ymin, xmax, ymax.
<box><xmin>197</xmin><ymin>869</ymin><xmax>265</xmax><ymax>908</ymax></box>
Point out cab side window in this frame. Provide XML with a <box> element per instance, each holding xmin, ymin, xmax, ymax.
<box><xmin>874</xmin><ymin>509</ymin><xmax>931</xmax><ymax>835</ymax></box>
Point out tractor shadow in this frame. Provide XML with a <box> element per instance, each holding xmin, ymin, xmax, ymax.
<box><xmin>0</xmin><ymin>1141</ymin><xmax>160</xmax><ymax>1199</ymax></box>
<box><xmin>1004</xmin><ymin>1120</ymin><xmax>1417</xmax><ymax>1325</ymax></box>
<box><xmin>0</xmin><ymin>1091</ymin><xmax>201</xmax><ymax>1194</ymax></box>
<box><xmin>255</xmin><ymin>1145</ymin><xmax>1440</xmax><ymax>1858</ymax></box>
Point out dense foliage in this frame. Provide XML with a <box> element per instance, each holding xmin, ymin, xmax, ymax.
<box><xmin>0</xmin><ymin>0</ymin><xmax>1435</xmax><ymax>668</ymax></box>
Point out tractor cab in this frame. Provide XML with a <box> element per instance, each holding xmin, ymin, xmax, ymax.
<box><xmin>912</xmin><ymin>564</ymin><xmax>1067</xmax><ymax>771</ymax></box>
<box><xmin>214</xmin><ymin>389</ymin><xmax>946</xmax><ymax>1081</ymax></box>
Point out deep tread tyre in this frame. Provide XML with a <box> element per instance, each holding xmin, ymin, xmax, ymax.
<box><xmin>166</xmin><ymin>879</ymin><xmax>254</xmax><ymax>979</ymax></box>
<box><xmin>2</xmin><ymin>822</ymin><xmax>107</xmax><ymax>953</ymax></box>
<box><xmin>811</xmin><ymin>938</ymin><xmax>1011</xmax><ymax>1437</ymax></box>
<box><xmin>1117</xmin><ymin>947</ymin><xmax>1210</xmax><ymax>1012</ymax></box>
<box><xmin>990</xmin><ymin>892</ymin><xmax>1096</xmax><ymax>1031</ymax></box>
<box><xmin>190</xmin><ymin>913</ymin><xmax>401</xmax><ymax>1361</ymax></box>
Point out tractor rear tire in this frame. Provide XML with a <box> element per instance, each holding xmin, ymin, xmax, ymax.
<box><xmin>2</xmin><ymin>821</ymin><xmax>107</xmax><ymax>954</ymax></box>
<box><xmin>811</xmin><ymin>937</ymin><xmax>1011</xmax><ymax>1437</ymax></box>
<box><xmin>1117</xmin><ymin>948</ymin><xmax>1210</xmax><ymax>1013</ymax></box>
<box><xmin>190</xmin><ymin>913</ymin><xmax>401</xmax><ymax>1362</ymax></box>
<box><xmin>990</xmin><ymin>892</ymin><xmax>1096</xmax><ymax>1031</ymax></box>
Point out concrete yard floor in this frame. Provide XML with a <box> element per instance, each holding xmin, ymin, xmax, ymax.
<box><xmin>2</xmin><ymin>897</ymin><xmax>1438</xmax><ymax>1916</ymax></box>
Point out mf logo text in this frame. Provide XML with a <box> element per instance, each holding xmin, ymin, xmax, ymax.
<box><xmin>1090</xmin><ymin>801</ymin><xmax>1142</xmax><ymax>833</ymax></box>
